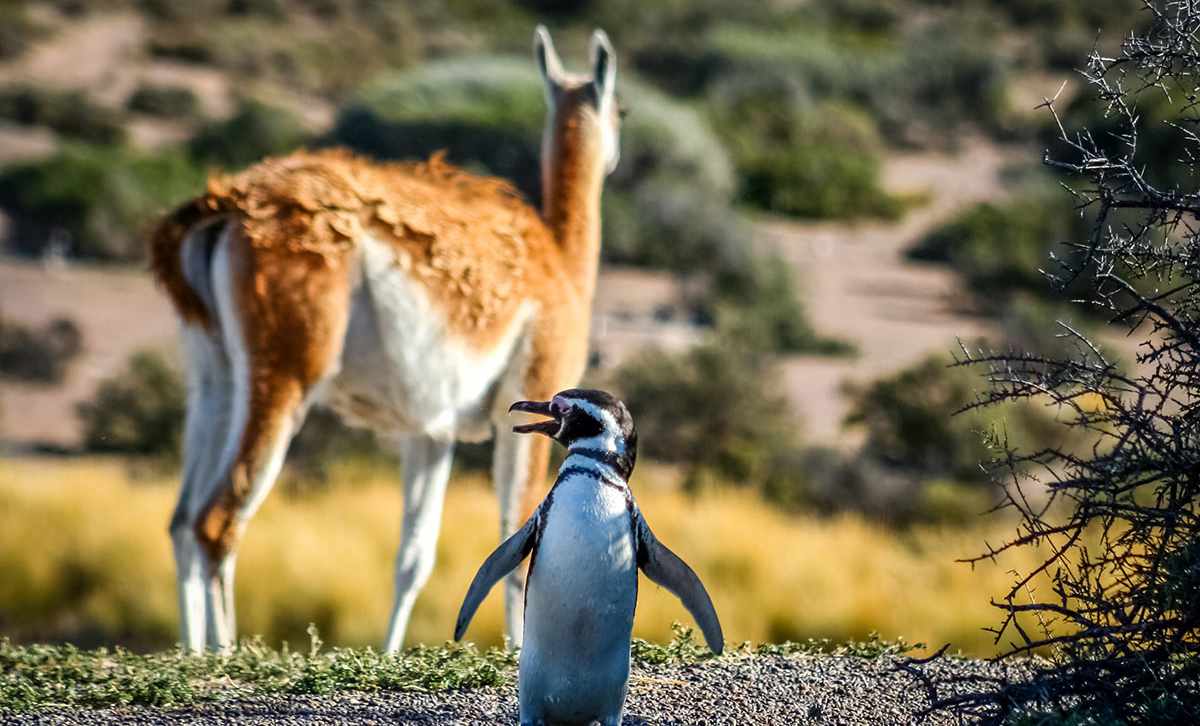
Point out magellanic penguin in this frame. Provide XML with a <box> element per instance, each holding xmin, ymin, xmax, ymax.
<box><xmin>454</xmin><ymin>388</ymin><xmax>723</xmax><ymax>726</ymax></box>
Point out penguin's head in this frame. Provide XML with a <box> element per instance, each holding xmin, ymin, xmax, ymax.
<box><xmin>509</xmin><ymin>388</ymin><xmax>637</xmax><ymax>473</ymax></box>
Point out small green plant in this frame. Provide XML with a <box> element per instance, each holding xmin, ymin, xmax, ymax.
<box><xmin>77</xmin><ymin>351</ymin><xmax>186</xmax><ymax>457</ymax></box>
<box><xmin>712</xmin><ymin>93</ymin><xmax>903</xmax><ymax>220</ymax></box>
<box><xmin>126</xmin><ymin>84</ymin><xmax>200</xmax><ymax>119</ymax></box>
<box><xmin>630</xmin><ymin>623</ymin><xmax>715</xmax><ymax>665</ymax></box>
<box><xmin>908</xmin><ymin>189</ymin><xmax>1086</xmax><ymax>310</ymax></box>
<box><xmin>613</xmin><ymin>342</ymin><xmax>806</xmax><ymax>495</ymax></box>
<box><xmin>0</xmin><ymin>4</ymin><xmax>46</xmax><ymax>60</ymax></box>
<box><xmin>189</xmin><ymin>99</ymin><xmax>309</xmax><ymax>170</ymax></box>
<box><xmin>0</xmin><ymin>625</ymin><xmax>925</xmax><ymax>712</ymax></box>
<box><xmin>0</xmin><ymin>143</ymin><xmax>204</xmax><ymax>260</ymax></box>
<box><xmin>0</xmin><ymin>316</ymin><xmax>81</xmax><ymax>384</ymax></box>
<box><xmin>0</xmin><ymin>633</ymin><xmax>516</xmax><ymax>713</ymax></box>
<box><xmin>0</xmin><ymin>85</ymin><xmax>125</xmax><ymax>144</ymax></box>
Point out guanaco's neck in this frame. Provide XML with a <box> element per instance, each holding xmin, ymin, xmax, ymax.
<box><xmin>542</xmin><ymin>111</ymin><xmax>605</xmax><ymax>302</ymax></box>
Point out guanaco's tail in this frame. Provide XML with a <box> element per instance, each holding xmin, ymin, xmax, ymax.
<box><xmin>148</xmin><ymin>196</ymin><xmax>233</xmax><ymax>330</ymax></box>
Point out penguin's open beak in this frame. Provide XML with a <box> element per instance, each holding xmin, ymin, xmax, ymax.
<box><xmin>509</xmin><ymin>400</ymin><xmax>560</xmax><ymax>436</ymax></box>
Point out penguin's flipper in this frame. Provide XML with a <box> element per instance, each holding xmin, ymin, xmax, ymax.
<box><xmin>634</xmin><ymin>509</ymin><xmax>724</xmax><ymax>655</ymax></box>
<box><xmin>453</xmin><ymin>509</ymin><xmax>539</xmax><ymax>641</ymax></box>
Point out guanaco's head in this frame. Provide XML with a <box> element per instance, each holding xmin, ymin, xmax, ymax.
<box><xmin>534</xmin><ymin>25</ymin><xmax>621</xmax><ymax>185</ymax></box>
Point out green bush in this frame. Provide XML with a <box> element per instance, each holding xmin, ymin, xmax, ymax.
<box><xmin>0</xmin><ymin>317</ymin><xmax>82</xmax><ymax>384</ymax></box>
<box><xmin>189</xmin><ymin>99</ymin><xmax>309</xmax><ymax>169</ymax></box>
<box><xmin>157</xmin><ymin>11</ymin><xmax>420</xmax><ymax>97</ymax></box>
<box><xmin>612</xmin><ymin>342</ymin><xmax>804</xmax><ymax>494</ymax></box>
<box><xmin>712</xmin><ymin>90</ymin><xmax>901</xmax><ymax>219</ymax></box>
<box><xmin>1055</xmin><ymin>89</ymin><xmax>1194</xmax><ymax>192</ymax></box>
<box><xmin>842</xmin><ymin>355</ymin><xmax>1061</xmax><ymax>486</ymax></box>
<box><xmin>0</xmin><ymin>85</ymin><xmax>126</xmax><ymax>144</ymax></box>
<box><xmin>705</xmin><ymin>253</ymin><xmax>855</xmax><ymax>355</ymax></box>
<box><xmin>126</xmin><ymin>84</ymin><xmax>200</xmax><ymax>119</ymax></box>
<box><xmin>701</xmin><ymin>24</ymin><xmax>1011</xmax><ymax>147</ymax></box>
<box><xmin>0</xmin><ymin>144</ymin><xmax>204</xmax><ymax>260</ymax></box>
<box><xmin>908</xmin><ymin>188</ymin><xmax>1085</xmax><ymax>310</ymax></box>
<box><xmin>285</xmin><ymin>408</ymin><xmax>397</xmax><ymax>488</ymax></box>
<box><xmin>78</xmin><ymin>351</ymin><xmax>186</xmax><ymax>457</ymax></box>
<box><xmin>843</xmin><ymin>357</ymin><xmax>995</xmax><ymax>484</ymax></box>
<box><xmin>0</xmin><ymin>5</ymin><xmax>47</xmax><ymax>60</ymax></box>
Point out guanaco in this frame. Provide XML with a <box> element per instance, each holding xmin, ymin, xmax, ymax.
<box><xmin>149</xmin><ymin>25</ymin><xmax>620</xmax><ymax>652</ymax></box>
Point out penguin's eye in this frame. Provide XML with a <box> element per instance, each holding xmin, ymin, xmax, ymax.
<box><xmin>551</xmin><ymin>399</ymin><xmax>571</xmax><ymax>417</ymax></box>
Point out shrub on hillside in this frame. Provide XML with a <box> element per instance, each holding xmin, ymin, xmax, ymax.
<box><xmin>126</xmin><ymin>84</ymin><xmax>200</xmax><ymax>119</ymax></box>
<box><xmin>711</xmin><ymin>87</ymin><xmax>902</xmax><ymax>219</ymax></box>
<box><xmin>0</xmin><ymin>5</ymin><xmax>46</xmax><ymax>60</ymax></box>
<box><xmin>701</xmin><ymin>24</ymin><xmax>1011</xmax><ymax>147</ymax></box>
<box><xmin>154</xmin><ymin>10</ymin><xmax>420</xmax><ymax>96</ymax></box>
<box><xmin>0</xmin><ymin>316</ymin><xmax>82</xmax><ymax>384</ymax></box>
<box><xmin>705</xmin><ymin>253</ymin><xmax>856</xmax><ymax>355</ymax></box>
<box><xmin>908</xmin><ymin>188</ymin><xmax>1086</xmax><ymax>310</ymax></box>
<box><xmin>0</xmin><ymin>144</ymin><xmax>204</xmax><ymax>260</ymax></box>
<box><xmin>843</xmin><ymin>357</ymin><xmax>994</xmax><ymax>486</ymax></box>
<box><xmin>0</xmin><ymin>85</ymin><xmax>126</xmax><ymax>144</ymax></box>
<box><xmin>1055</xmin><ymin>88</ymin><xmax>1192</xmax><ymax>191</ymax></box>
<box><xmin>285</xmin><ymin>407</ymin><xmax>397</xmax><ymax>487</ymax></box>
<box><xmin>189</xmin><ymin>99</ymin><xmax>309</xmax><ymax>169</ymax></box>
<box><xmin>843</xmin><ymin>355</ymin><xmax>1061</xmax><ymax>488</ymax></box>
<box><xmin>78</xmin><ymin>351</ymin><xmax>185</xmax><ymax>456</ymax></box>
<box><xmin>612</xmin><ymin>342</ymin><xmax>806</xmax><ymax>496</ymax></box>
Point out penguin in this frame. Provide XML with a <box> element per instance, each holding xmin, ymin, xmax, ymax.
<box><xmin>454</xmin><ymin>388</ymin><xmax>723</xmax><ymax>726</ymax></box>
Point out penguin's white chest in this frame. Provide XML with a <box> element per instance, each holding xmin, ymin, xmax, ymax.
<box><xmin>519</xmin><ymin>474</ymin><xmax>637</xmax><ymax>722</ymax></box>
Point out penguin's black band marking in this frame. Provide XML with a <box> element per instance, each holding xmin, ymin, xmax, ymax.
<box><xmin>558</xmin><ymin>465</ymin><xmax>626</xmax><ymax>491</ymax></box>
<box><xmin>569</xmin><ymin>447</ymin><xmax>634</xmax><ymax>480</ymax></box>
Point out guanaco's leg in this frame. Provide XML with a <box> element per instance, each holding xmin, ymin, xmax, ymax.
<box><xmin>491</xmin><ymin>427</ymin><xmax>552</xmax><ymax>647</ymax></box>
<box><xmin>383</xmin><ymin>434</ymin><xmax>456</xmax><ymax>653</ymax></box>
<box><xmin>188</xmin><ymin>225</ymin><xmax>352</xmax><ymax>651</ymax></box>
<box><xmin>171</xmin><ymin>321</ymin><xmax>236</xmax><ymax>652</ymax></box>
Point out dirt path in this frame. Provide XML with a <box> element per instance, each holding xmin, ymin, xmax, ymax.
<box><xmin>762</xmin><ymin>139</ymin><xmax>1026</xmax><ymax>443</ymax></box>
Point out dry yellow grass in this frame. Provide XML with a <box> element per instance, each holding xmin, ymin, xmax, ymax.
<box><xmin>0</xmin><ymin>456</ymin><xmax>1056</xmax><ymax>656</ymax></box>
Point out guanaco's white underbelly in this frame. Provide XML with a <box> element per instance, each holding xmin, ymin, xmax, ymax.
<box><xmin>323</xmin><ymin>235</ymin><xmax>533</xmax><ymax>442</ymax></box>
<box><xmin>520</xmin><ymin>476</ymin><xmax>637</xmax><ymax>722</ymax></box>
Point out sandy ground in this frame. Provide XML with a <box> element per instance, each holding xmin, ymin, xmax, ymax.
<box><xmin>0</xmin><ymin>10</ymin><xmax>333</xmax><ymax>161</ymax></box>
<box><xmin>0</xmin><ymin>260</ymin><xmax>178</xmax><ymax>450</ymax></box>
<box><xmin>761</xmin><ymin>139</ymin><xmax>1020</xmax><ymax>442</ymax></box>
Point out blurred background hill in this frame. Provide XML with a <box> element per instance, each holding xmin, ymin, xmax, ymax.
<box><xmin>0</xmin><ymin>0</ymin><xmax>1147</xmax><ymax>654</ymax></box>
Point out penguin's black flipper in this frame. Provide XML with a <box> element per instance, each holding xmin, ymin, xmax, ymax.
<box><xmin>634</xmin><ymin>508</ymin><xmax>724</xmax><ymax>654</ymax></box>
<box><xmin>454</xmin><ymin>509</ymin><xmax>540</xmax><ymax>641</ymax></box>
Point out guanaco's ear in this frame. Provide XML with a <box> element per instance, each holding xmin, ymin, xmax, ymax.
<box><xmin>590</xmin><ymin>28</ymin><xmax>617</xmax><ymax>109</ymax></box>
<box><xmin>534</xmin><ymin>24</ymin><xmax>565</xmax><ymax>103</ymax></box>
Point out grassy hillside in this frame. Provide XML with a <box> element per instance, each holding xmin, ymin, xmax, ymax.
<box><xmin>0</xmin><ymin>457</ymin><xmax>1058</xmax><ymax>657</ymax></box>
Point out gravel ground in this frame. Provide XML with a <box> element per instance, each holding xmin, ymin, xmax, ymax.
<box><xmin>4</xmin><ymin>655</ymin><xmax>1026</xmax><ymax>725</ymax></box>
